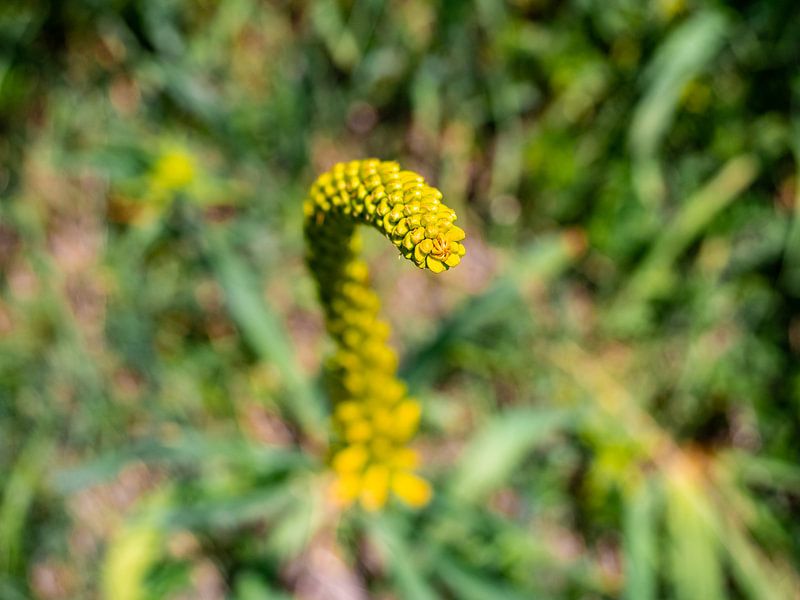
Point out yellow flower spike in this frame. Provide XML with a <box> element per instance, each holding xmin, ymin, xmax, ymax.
<box><xmin>304</xmin><ymin>159</ymin><xmax>466</xmax><ymax>511</ymax></box>
<box><xmin>392</xmin><ymin>472</ymin><xmax>432</xmax><ymax>508</ymax></box>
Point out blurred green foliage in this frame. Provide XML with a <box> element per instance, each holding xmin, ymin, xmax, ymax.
<box><xmin>1</xmin><ymin>0</ymin><xmax>800</xmax><ymax>598</ymax></box>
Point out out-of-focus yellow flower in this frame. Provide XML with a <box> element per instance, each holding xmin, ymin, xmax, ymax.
<box><xmin>109</xmin><ymin>142</ymin><xmax>237</xmax><ymax>226</ymax></box>
<box><xmin>149</xmin><ymin>148</ymin><xmax>197</xmax><ymax>194</ymax></box>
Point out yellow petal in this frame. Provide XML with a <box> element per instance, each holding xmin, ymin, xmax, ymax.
<box><xmin>426</xmin><ymin>256</ymin><xmax>446</xmax><ymax>273</ymax></box>
<box><xmin>392</xmin><ymin>471</ymin><xmax>432</xmax><ymax>508</ymax></box>
<box><xmin>414</xmin><ymin>244</ymin><xmax>426</xmax><ymax>265</ymax></box>
<box><xmin>444</xmin><ymin>253</ymin><xmax>461</xmax><ymax>267</ymax></box>
<box><xmin>446</xmin><ymin>225</ymin><xmax>465</xmax><ymax>242</ymax></box>
<box><xmin>393</xmin><ymin>218</ymin><xmax>409</xmax><ymax>238</ymax></box>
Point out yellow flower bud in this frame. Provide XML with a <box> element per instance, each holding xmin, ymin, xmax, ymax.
<box><xmin>361</xmin><ymin>465</ymin><xmax>391</xmax><ymax>511</ymax></box>
<box><xmin>393</xmin><ymin>400</ymin><xmax>422</xmax><ymax>440</ymax></box>
<box><xmin>426</xmin><ymin>256</ymin><xmax>446</xmax><ymax>273</ymax></box>
<box><xmin>346</xmin><ymin>420</ymin><xmax>372</xmax><ymax>443</ymax></box>
<box><xmin>335</xmin><ymin>401</ymin><xmax>362</xmax><ymax>422</ymax></box>
<box><xmin>332</xmin><ymin>445</ymin><xmax>369</xmax><ymax>474</ymax></box>
<box><xmin>392</xmin><ymin>472</ymin><xmax>432</xmax><ymax>508</ymax></box>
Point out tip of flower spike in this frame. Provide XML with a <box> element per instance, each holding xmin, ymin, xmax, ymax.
<box><xmin>407</xmin><ymin>225</ymin><xmax>467</xmax><ymax>273</ymax></box>
<box><xmin>305</xmin><ymin>158</ymin><xmax>466</xmax><ymax>274</ymax></box>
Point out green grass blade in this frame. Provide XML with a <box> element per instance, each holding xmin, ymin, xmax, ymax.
<box><xmin>367</xmin><ymin>516</ymin><xmax>439</xmax><ymax>600</ymax></box>
<box><xmin>726</xmin><ymin>451</ymin><xmax>800</xmax><ymax>493</ymax></box>
<box><xmin>0</xmin><ymin>435</ymin><xmax>53</xmax><ymax>576</ymax></box>
<box><xmin>234</xmin><ymin>572</ymin><xmax>293</xmax><ymax>600</ymax></box>
<box><xmin>158</xmin><ymin>485</ymin><xmax>296</xmax><ymax>531</ymax></box>
<box><xmin>723</xmin><ymin>518</ymin><xmax>796</xmax><ymax>600</ymax></box>
<box><xmin>54</xmin><ymin>434</ymin><xmax>312</xmax><ymax>493</ymax></box>
<box><xmin>630</xmin><ymin>10</ymin><xmax>728</xmax><ymax>159</ymax></box>
<box><xmin>438</xmin><ymin>555</ymin><xmax>530</xmax><ymax>600</ymax></box>
<box><xmin>623</xmin><ymin>479</ymin><xmax>659</xmax><ymax>600</ymax></box>
<box><xmin>666</xmin><ymin>468</ymin><xmax>724</xmax><ymax>600</ymax></box>
<box><xmin>629</xmin><ymin>10</ymin><xmax>728</xmax><ymax>206</ymax></box>
<box><xmin>265</xmin><ymin>479</ymin><xmax>326</xmax><ymax>561</ymax></box>
<box><xmin>614</xmin><ymin>154</ymin><xmax>759</xmax><ymax>323</ymax></box>
<box><xmin>449</xmin><ymin>408</ymin><xmax>570</xmax><ymax>502</ymax></box>
<box><xmin>102</xmin><ymin>489</ymin><xmax>171</xmax><ymax>600</ymax></box>
<box><xmin>204</xmin><ymin>226</ymin><xmax>325</xmax><ymax>438</ymax></box>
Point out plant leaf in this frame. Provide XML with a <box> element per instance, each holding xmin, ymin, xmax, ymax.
<box><xmin>449</xmin><ymin>408</ymin><xmax>570</xmax><ymax>501</ymax></box>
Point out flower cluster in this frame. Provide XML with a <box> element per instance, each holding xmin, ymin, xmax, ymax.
<box><xmin>304</xmin><ymin>159</ymin><xmax>465</xmax><ymax>510</ymax></box>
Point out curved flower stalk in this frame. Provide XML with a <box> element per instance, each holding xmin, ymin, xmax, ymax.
<box><xmin>304</xmin><ymin>159</ymin><xmax>466</xmax><ymax>511</ymax></box>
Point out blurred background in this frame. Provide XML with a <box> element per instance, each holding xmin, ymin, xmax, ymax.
<box><xmin>1</xmin><ymin>0</ymin><xmax>800</xmax><ymax>598</ymax></box>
